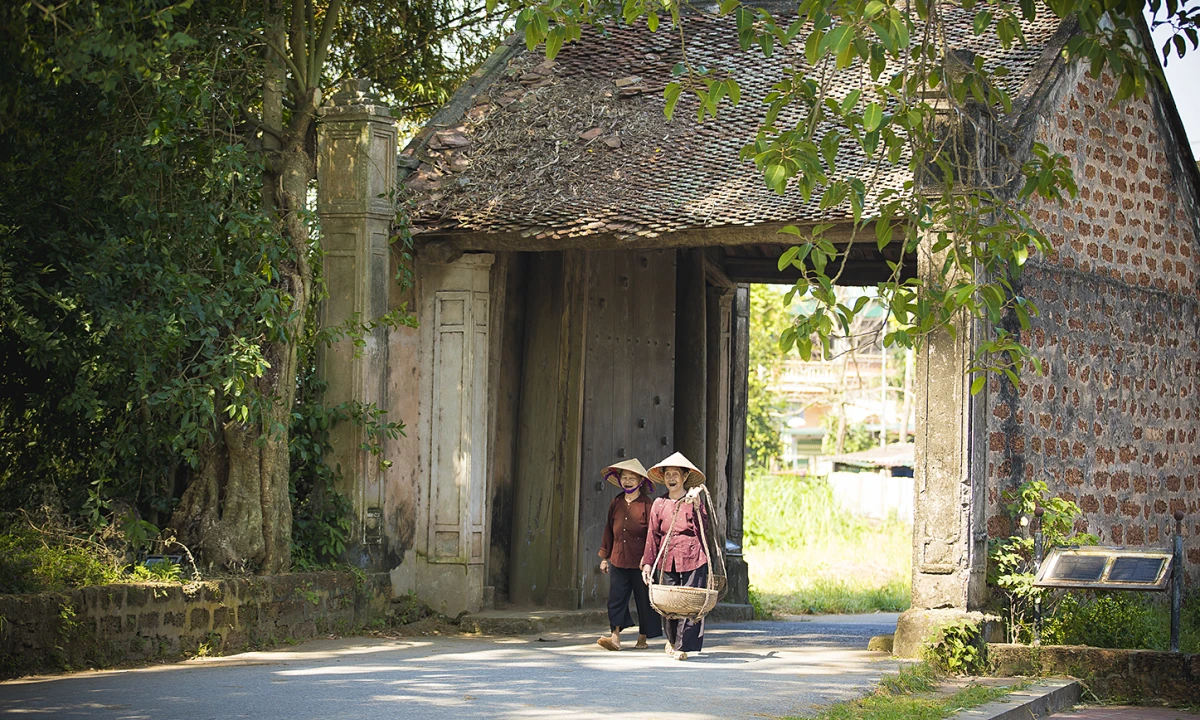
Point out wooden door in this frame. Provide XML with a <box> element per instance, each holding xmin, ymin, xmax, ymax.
<box><xmin>578</xmin><ymin>250</ymin><xmax>677</xmax><ymax>607</ymax></box>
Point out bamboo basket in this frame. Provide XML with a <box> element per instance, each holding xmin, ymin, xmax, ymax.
<box><xmin>649</xmin><ymin>582</ymin><xmax>718</xmax><ymax>620</ymax></box>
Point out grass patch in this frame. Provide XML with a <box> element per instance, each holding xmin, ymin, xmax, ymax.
<box><xmin>744</xmin><ymin>470</ymin><xmax>911</xmax><ymax>615</ymax></box>
<box><xmin>788</xmin><ymin>664</ymin><xmax>1018</xmax><ymax>720</ymax></box>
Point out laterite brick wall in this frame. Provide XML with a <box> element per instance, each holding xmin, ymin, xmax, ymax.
<box><xmin>0</xmin><ymin>572</ymin><xmax>391</xmax><ymax>679</ymax></box>
<box><xmin>986</xmin><ymin>64</ymin><xmax>1200</xmax><ymax>583</ymax></box>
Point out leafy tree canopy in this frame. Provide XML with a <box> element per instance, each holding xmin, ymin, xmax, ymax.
<box><xmin>0</xmin><ymin>0</ymin><xmax>500</xmax><ymax>571</ymax></box>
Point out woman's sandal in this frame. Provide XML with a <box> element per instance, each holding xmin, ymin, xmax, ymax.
<box><xmin>633</xmin><ymin>640</ymin><xmax>648</xmax><ymax>650</ymax></box>
<box><xmin>675</xmin><ymin>652</ymin><xmax>689</xmax><ymax>661</ymax></box>
<box><xmin>597</xmin><ymin>637</ymin><xmax>620</xmax><ymax>651</ymax></box>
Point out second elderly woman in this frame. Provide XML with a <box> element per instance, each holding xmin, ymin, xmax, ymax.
<box><xmin>596</xmin><ymin>458</ymin><xmax>662</xmax><ymax>651</ymax></box>
<box><xmin>641</xmin><ymin>452</ymin><xmax>710</xmax><ymax>660</ymax></box>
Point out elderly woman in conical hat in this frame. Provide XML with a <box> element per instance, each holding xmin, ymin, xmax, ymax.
<box><xmin>596</xmin><ymin>458</ymin><xmax>663</xmax><ymax>652</ymax></box>
<box><xmin>640</xmin><ymin>452</ymin><xmax>710</xmax><ymax>660</ymax></box>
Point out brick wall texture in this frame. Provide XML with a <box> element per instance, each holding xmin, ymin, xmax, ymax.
<box><xmin>987</xmin><ymin>63</ymin><xmax>1200</xmax><ymax>583</ymax></box>
<box><xmin>0</xmin><ymin>572</ymin><xmax>392</xmax><ymax>679</ymax></box>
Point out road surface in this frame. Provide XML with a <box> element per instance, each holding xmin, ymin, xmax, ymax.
<box><xmin>0</xmin><ymin>614</ymin><xmax>901</xmax><ymax>720</ymax></box>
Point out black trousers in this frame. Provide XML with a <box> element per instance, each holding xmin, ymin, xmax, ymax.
<box><xmin>607</xmin><ymin>565</ymin><xmax>663</xmax><ymax>637</ymax></box>
<box><xmin>661</xmin><ymin>563</ymin><xmax>707</xmax><ymax>653</ymax></box>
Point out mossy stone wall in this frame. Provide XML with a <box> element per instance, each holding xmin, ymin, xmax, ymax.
<box><xmin>0</xmin><ymin>571</ymin><xmax>391</xmax><ymax>679</ymax></box>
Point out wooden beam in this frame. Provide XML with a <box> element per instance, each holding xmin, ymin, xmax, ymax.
<box><xmin>414</xmin><ymin>220</ymin><xmax>870</xmax><ymax>253</ymax></box>
<box><xmin>721</xmin><ymin>256</ymin><xmax>916</xmax><ymax>286</ymax></box>
<box><xmin>702</xmin><ymin>254</ymin><xmax>737</xmax><ymax>288</ymax></box>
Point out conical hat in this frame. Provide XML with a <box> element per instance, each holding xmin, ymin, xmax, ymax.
<box><xmin>648</xmin><ymin>452</ymin><xmax>706</xmax><ymax>489</ymax></box>
<box><xmin>602</xmin><ymin>458</ymin><xmax>650</xmax><ymax>488</ymax></box>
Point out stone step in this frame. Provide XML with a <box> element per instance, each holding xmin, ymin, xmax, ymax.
<box><xmin>948</xmin><ymin>679</ymin><xmax>1082</xmax><ymax>720</ymax></box>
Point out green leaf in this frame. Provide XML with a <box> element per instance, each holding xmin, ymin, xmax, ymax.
<box><xmin>726</xmin><ymin>79</ymin><xmax>741</xmax><ymax>105</ymax></box>
<box><xmin>663</xmin><ymin>82</ymin><xmax>683</xmax><ymax>120</ymax></box>
<box><xmin>863</xmin><ymin>102</ymin><xmax>883</xmax><ymax>131</ymax></box>
<box><xmin>648</xmin><ymin>11</ymin><xmax>660</xmax><ymax>32</ymax></box>
<box><xmin>778</xmin><ymin>245</ymin><xmax>801</xmax><ymax>270</ymax></box>
<box><xmin>545</xmin><ymin>26</ymin><xmax>566</xmax><ymax>59</ymax></box>
<box><xmin>973</xmin><ymin>10</ymin><xmax>993</xmax><ymax>35</ymax></box>
<box><xmin>764</xmin><ymin>163</ymin><xmax>788</xmax><ymax>193</ymax></box>
<box><xmin>840</xmin><ymin>88</ymin><xmax>861</xmax><ymax>114</ymax></box>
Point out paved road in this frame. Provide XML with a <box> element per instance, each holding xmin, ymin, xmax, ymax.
<box><xmin>0</xmin><ymin>615</ymin><xmax>900</xmax><ymax>720</ymax></box>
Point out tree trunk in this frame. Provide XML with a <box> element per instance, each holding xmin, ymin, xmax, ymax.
<box><xmin>168</xmin><ymin>0</ymin><xmax>317</xmax><ymax>574</ymax></box>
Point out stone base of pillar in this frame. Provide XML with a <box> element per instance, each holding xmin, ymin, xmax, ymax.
<box><xmin>724</xmin><ymin>554</ymin><xmax>749</xmax><ymax>606</ymax></box>
<box><xmin>893</xmin><ymin>607</ymin><xmax>1005</xmax><ymax>658</ymax></box>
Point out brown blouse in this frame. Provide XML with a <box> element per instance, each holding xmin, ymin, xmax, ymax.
<box><xmin>641</xmin><ymin>495</ymin><xmax>710</xmax><ymax>573</ymax></box>
<box><xmin>598</xmin><ymin>492</ymin><xmax>654</xmax><ymax>569</ymax></box>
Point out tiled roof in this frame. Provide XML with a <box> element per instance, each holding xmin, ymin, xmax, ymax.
<box><xmin>401</xmin><ymin>6</ymin><xmax>1066</xmax><ymax>240</ymax></box>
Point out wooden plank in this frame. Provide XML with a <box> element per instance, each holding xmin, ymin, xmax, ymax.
<box><xmin>578</xmin><ymin>251</ymin><xmax>617</xmax><ymax>607</ymax></box>
<box><xmin>547</xmin><ymin>249</ymin><xmax>589</xmax><ymax>608</ymax></box>
<box><xmin>705</xmin><ymin>287</ymin><xmax>733</xmax><ymax>539</ymax></box>
<box><xmin>726</xmin><ymin>285</ymin><xmax>750</xmax><ymax>552</ymax></box>
<box><xmin>651</xmin><ymin>251</ymin><xmax>677</xmax><ymax>469</ymax></box>
<box><xmin>486</xmin><ymin>253</ymin><xmax>528</xmax><ymax>602</ymax></box>
<box><xmin>509</xmin><ymin>252</ymin><xmax>563</xmax><ymax>605</ymax></box>
<box><xmin>675</xmin><ymin>250</ymin><xmax>707</xmax><ymax>467</ymax></box>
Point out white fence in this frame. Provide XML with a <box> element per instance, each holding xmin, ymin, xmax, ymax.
<box><xmin>827</xmin><ymin>470</ymin><xmax>914</xmax><ymax>524</ymax></box>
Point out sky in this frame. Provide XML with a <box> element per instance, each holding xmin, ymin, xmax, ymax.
<box><xmin>1149</xmin><ymin>20</ymin><xmax>1200</xmax><ymax>157</ymax></box>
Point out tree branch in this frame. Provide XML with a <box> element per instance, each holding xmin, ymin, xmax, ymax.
<box><xmin>289</xmin><ymin>0</ymin><xmax>309</xmax><ymax>88</ymax></box>
<box><xmin>262</xmin><ymin>35</ymin><xmax>307</xmax><ymax>97</ymax></box>
<box><xmin>309</xmin><ymin>0</ymin><xmax>344</xmax><ymax>88</ymax></box>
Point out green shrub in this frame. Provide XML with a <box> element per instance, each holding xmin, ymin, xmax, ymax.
<box><xmin>987</xmin><ymin>479</ymin><xmax>1097</xmax><ymax>643</ymax></box>
<box><xmin>747</xmin><ymin>584</ymin><xmax>776</xmax><ymax>620</ymax></box>
<box><xmin>1048</xmin><ymin>593</ymin><xmax>1161</xmax><ymax>649</ymax></box>
<box><xmin>1044</xmin><ymin>592</ymin><xmax>1199</xmax><ymax>652</ymax></box>
<box><xmin>924</xmin><ymin>621</ymin><xmax>987</xmax><ymax>675</ymax></box>
<box><xmin>0</xmin><ymin>529</ymin><xmax>120</xmax><ymax>594</ymax></box>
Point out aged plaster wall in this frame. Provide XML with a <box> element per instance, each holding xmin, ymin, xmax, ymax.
<box><xmin>382</xmin><ymin>255</ymin><xmax>421</xmax><ymax>571</ymax></box>
<box><xmin>0</xmin><ymin>573</ymin><xmax>391</xmax><ymax>680</ymax></box>
<box><xmin>990</xmin><ymin>64</ymin><xmax>1200</xmax><ymax>581</ymax></box>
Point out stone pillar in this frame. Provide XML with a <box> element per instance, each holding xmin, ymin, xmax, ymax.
<box><xmin>316</xmin><ymin>82</ymin><xmax>397</xmax><ymax>567</ymax></box>
<box><xmin>675</xmin><ymin>250</ymin><xmax>707</xmax><ymax>468</ymax></box>
<box><xmin>893</xmin><ymin>242</ymin><xmax>992</xmax><ymax>657</ymax></box>
<box><xmin>724</xmin><ymin>285</ymin><xmax>751</xmax><ymax>606</ymax></box>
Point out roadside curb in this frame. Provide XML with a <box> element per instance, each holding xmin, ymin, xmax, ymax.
<box><xmin>948</xmin><ymin>679</ymin><xmax>1081</xmax><ymax>720</ymax></box>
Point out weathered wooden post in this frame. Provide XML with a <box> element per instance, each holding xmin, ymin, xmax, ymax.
<box><xmin>315</xmin><ymin>80</ymin><xmax>398</xmax><ymax>568</ymax></box>
<box><xmin>725</xmin><ymin>284</ymin><xmax>752</xmax><ymax>607</ymax></box>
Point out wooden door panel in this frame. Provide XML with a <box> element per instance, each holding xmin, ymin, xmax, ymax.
<box><xmin>578</xmin><ymin>250</ymin><xmax>676</xmax><ymax>607</ymax></box>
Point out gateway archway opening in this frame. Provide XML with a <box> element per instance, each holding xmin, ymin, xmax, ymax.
<box><xmin>741</xmin><ymin>281</ymin><xmax>914</xmax><ymax>618</ymax></box>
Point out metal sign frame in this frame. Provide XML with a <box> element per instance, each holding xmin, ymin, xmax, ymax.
<box><xmin>1033</xmin><ymin>546</ymin><xmax>1174</xmax><ymax>591</ymax></box>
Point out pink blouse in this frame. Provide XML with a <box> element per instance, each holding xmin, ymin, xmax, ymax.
<box><xmin>640</xmin><ymin>496</ymin><xmax>710</xmax><ymax>573</ymax></box>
